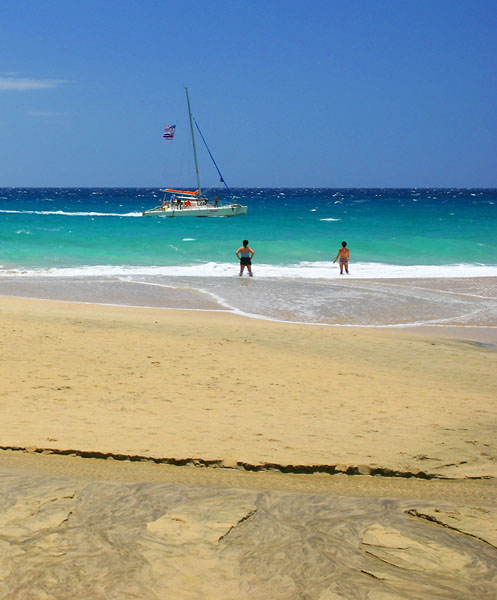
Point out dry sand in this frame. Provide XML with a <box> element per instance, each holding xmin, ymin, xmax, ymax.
<box><xmin>1</xmin><ymin>296</ymin><xmax>496</xmax><ymax>478</ymax></box>
<box><xmin>0</xmin><ymin>296</ymin><xmax>496</xmax><ymax>599</ymax></box>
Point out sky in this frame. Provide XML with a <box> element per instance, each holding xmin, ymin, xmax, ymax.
<box><xmin>1</xmin><ymin>0</ymin><xmax>496</xmax><ymax>188</ymax></box>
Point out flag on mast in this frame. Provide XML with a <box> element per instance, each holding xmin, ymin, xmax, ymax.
<box><xmin>162</xmin><ymin>125</ymin><xmax>176</xmax><ymax>140</ymax></box>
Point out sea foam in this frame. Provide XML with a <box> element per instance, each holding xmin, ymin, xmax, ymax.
<box><xmin>0</xmin><ymin>209</ymin><xmax>142</xmax><ymax>217</ymax></box>
<box><xmin>2</xmin><ymin>261</ymin><xmax>497</xmax><ymax>280</ymax></box>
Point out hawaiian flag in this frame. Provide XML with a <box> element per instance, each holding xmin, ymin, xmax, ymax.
<box><xmin>162</xmin><ymin>124</ymin><xmax>176</xmax><ymax>140</ymax></box>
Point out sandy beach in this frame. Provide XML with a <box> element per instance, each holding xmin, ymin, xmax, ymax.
<box><xmin>3</xmin><ymin>0</ymin><xmax>497</xmax><ymax>594</ymax></box>
<box><xmin>1</xmin><ymin>296</ymin><xmax>496</xmax><ymax>598</ymax></box>
<box><xmin>1</xmin><ymin>296</ymin><xmax>496</xmax><ymax>477</ymax></box>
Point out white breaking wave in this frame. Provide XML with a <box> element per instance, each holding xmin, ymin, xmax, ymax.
<box><xmin>0</xmin><ymin>209</ymin><xmax>142</xmax><ymax>217</ymax></box>
<box><xmin>320</xmin><ymin>218</ymin><xmax>341</xmax><ymax>221</ymax></box>
<box><xmin>2</xmin><ymin>261</ymin><xmax>497</xmax><ymax>280</ymax></box>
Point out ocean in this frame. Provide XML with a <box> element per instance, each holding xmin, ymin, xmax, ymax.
<box><xmin>1</xmin><ymin>187</ymin><xmax>496</xmax><ymax>327</ymax></box>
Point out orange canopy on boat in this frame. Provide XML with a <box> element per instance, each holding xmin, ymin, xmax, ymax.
<box><xmin>165</xmin><ymin>189</ymin><xmax>199</xmax><ymax>196</ymax></box>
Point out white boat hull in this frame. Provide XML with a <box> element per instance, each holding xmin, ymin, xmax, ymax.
<box><xmin>142</xmin><ymin>204</ymin><xmax>247</xmax><ymax>218</ymax></box>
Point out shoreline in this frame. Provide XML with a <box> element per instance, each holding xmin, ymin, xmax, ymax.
<box><xmin>2</xmin><ymin>261</ymin><xmax>497</xmax><ymax>278</ymax></box>
<box><xmin>0</xmin><ymin>290</ymin><xmax>496</xmax><ymax>351</ymax></box>
<box><xmin>0</xmin><ymin>273</ymin><xmax>496</xmax><ymax>330</ymax></box>
<box><xmin>1</xmin><ymin>292</ymin><xmax>496</xmax><ymax>342</ymax></box>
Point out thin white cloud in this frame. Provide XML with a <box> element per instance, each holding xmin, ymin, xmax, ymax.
<box><xmin>0</xmin><ymin>77</ymin><xmax>67</xmax><ymax>91</ymax></box>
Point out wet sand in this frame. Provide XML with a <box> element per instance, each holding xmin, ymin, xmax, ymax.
<box><xmin>0</xmin><ymin>295</ymin><xmax>496</xmax><ymax>598</ymax></box>
<box><xmin>1</xmin><ymin>452</ymin><xmax>496</xmax><ymax>600</ymax></box>
<box><xmin>1</xmin><ymin>274</ymin><xmax>496</xmax><ymax>327</ymax></box>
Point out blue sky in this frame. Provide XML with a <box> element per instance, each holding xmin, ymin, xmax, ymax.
<box><xmin>1</xmin><ymin>0</ymin><xmax>496</xmax><ymax>187</ymax></box>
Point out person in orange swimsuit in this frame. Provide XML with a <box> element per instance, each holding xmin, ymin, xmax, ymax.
<box><xmin>333</xmin><ymin>241</ymin><xmax>350</xmax><ymax>274</ymax></box>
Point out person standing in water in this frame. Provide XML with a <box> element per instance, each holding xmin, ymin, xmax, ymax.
<box><xmin>236</xmin><ymin>240</ymin><xmax>254</xmax><ymax>277</ymax></box>
<box><xmin>333</xmin><ymin>241</ymin><xmax>350</xmax><ymax>274</ymax></box>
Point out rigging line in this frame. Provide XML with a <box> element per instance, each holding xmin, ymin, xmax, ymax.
<box><xmin>193</xmin><ymin>118</ymin><xmax>233</xmax><ymax>198</ymax></box>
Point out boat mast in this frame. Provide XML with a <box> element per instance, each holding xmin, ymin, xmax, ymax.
<box><xmin>185</xmin><ymin>87</ymin><xmax>202</xmax><ymax>198</ymax></box>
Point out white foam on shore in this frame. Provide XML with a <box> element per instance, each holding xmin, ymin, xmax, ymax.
<box><xmin>2</xmin><ymin>261</ymin><xmax>497</xmax><ymax>280</ymax></box>
<box><xmin>0</xmin><ymin>209</ymin><xmax>142</xmax><ymax>217</ymax></box>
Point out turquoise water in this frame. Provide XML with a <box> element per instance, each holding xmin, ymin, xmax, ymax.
<box><xmin>1</xmin><ymin>188</ymin><xmax>496</xmax><ymax>274</ymax></box>
<box><xmin>1</xmin><ymin>188</ymin><xmax>497</xmax><ymax>326</ymax></box>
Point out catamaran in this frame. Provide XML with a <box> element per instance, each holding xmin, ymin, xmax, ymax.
<box><xmin>142</xmin><ymin>88</ymin><xmax>247</xmax><ymax>218</ymax></box>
